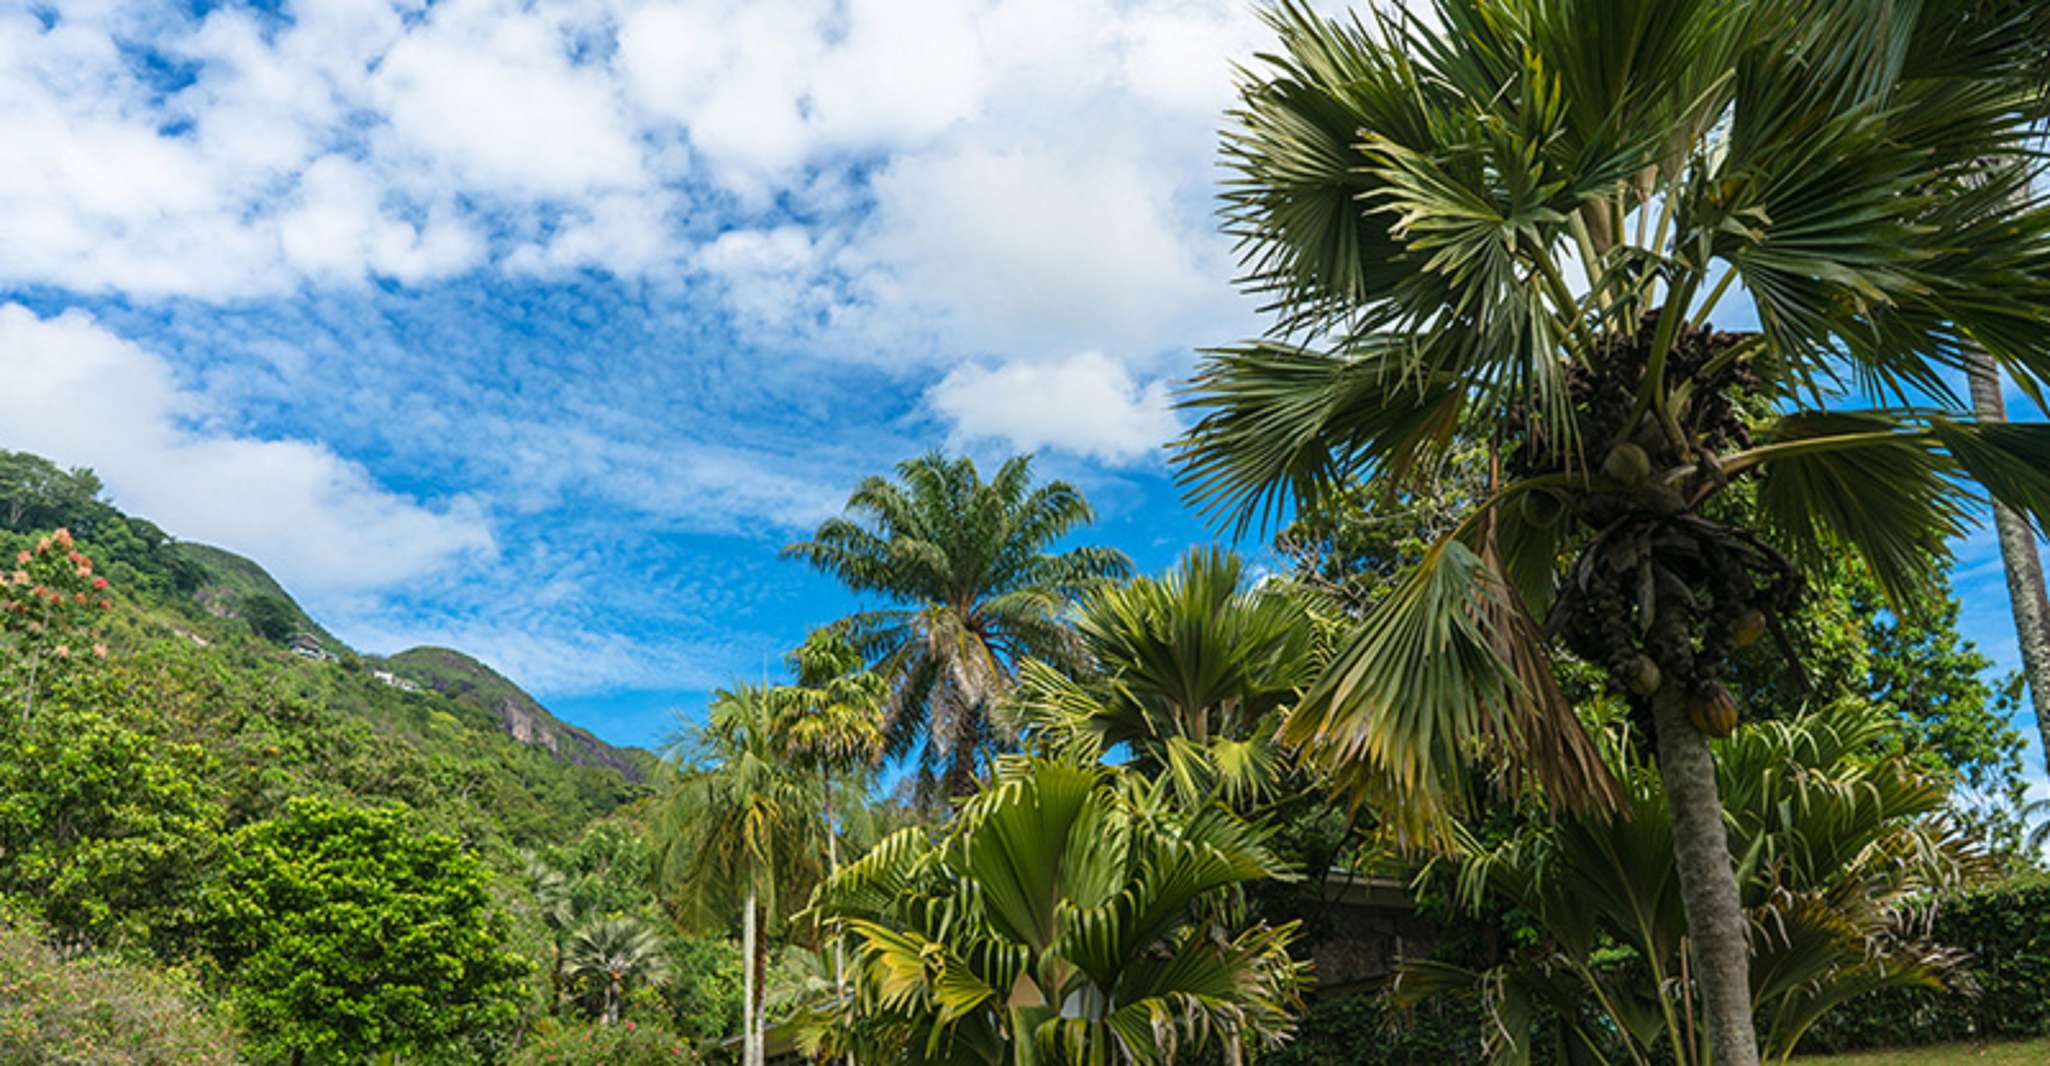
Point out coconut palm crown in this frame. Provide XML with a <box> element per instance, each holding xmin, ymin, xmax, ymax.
<box><xmin>1175</xmin><ymin>3</ymin><xmax>2050</xmax><ymax>1064</ymax></box>
<box><xmin>785</xmin><ymin>452</ymin><xmax>1131</xmax><ymax>799</ymax></box>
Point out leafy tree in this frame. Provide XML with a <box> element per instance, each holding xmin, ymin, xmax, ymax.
<box><xmin>1178</xmin><ymin>4</ymin><xmax>2050</xmax><ymax>1063</ymax></box>
<box><xmin>798</xmin><ymin>757</ymin><xmax>1309</xmax><ymax>1065</ymax></box>
<box><xmin>1400</xmin><ymin>704</ymin><xmax>1978</xmax><ymax>1064</ymax></box>
<box><xmin>241</xmin><ymin>593</ymin><xmax>298</xmax><ymax>645</ymax></box>
<box><xmin>653</xmin><ymin>685</ymin><xmax>825</xmax><ymax>1066</ymax></box>
<box><xmin>202</xmin><ymin>796</ymin><xmax>527</xmax><ymax>1064</ymax></box>
<box><xmin>785</xmin><ymin>452</ymin><xmax>1130</xmax><ymax>799</ymax></box>
<box><xmin>0</xmin><ymin>700</ymin><xmax>221</xmax><ymax>956</ymax></box>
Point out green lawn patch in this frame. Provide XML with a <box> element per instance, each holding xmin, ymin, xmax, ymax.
<box><xmin>1796</xmin><ymin>1037</ymin><xmax>2050</xmax><ymax>1065</ymax></box>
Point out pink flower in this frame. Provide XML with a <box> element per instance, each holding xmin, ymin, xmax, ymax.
<box><xmin>52</xmin><ymin>528</ymin><xmax>72</xmax><ymax>546</ymax></box>
<box><xmin>75</xmin><ymin>565</ymin><xmax>90</xmax><ymax>578</ymax></box>
<box><xmin>14</xmin><ymin>551</ymin><xmax>27</xmax><ymax>564</ymax></box>
<box><xmin>7</xmin><ymin>571</ymin><xmax>22</xmax><ymax>586</ymax></box>
<box><xmin>92</xmin><ymin>577</ymin><xmax>108</xmax><ymax>590</ymax></box>
<box><xmin>74</xmin><ymin>592</ymin><xmax>87</xmax><ymax>604</ymax></box>
<box><xmin>99</xmin><ymin>598</ymin><xmax>111</xmax><ymax>610</ymax></box>
<box><xmin>92</xmin><ymin>644</ymin><xmax>107</xmax><ymax>659</ymax></box>
<box><xmin>53</xmin><ymin>645</ymin><xmax>69</xmax><ymax>659</ymax></box>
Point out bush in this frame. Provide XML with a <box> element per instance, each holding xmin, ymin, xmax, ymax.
<box><xmin>0</xmin><ymin>915</ymin><xmax>240</xmax><ymax>1065</ymax></box>
<box><xmin>1800</xmin><ymin>873</ymin><xmax>2050</xmax><ymax>1053</ymax></box>
<box><xmin>510</xmin><ymin>1019</ymin><xmax>699</xmax><ymax>1065</ymax></box>
<box><xmin>1266</xmin><ymin>990</ymin><xmax>1482</xmax><ymax>1066</ymax></box>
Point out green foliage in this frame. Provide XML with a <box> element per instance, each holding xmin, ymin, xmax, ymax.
<box><xmin>1800</xmin><ymin>874</ymin><xmax>2050</xmax><ymax>1054</ymax></box>
<box><xmin>202</xmin><ymin>796</ymin><xmax>528</xmax><ymax>1064</ymax></box>
<box><xmin>0</xmin><ymin>697</ymin><xmax>221</xmax><ymax>956</ymax></box>
<box><xmin>799</xmin><ymin>757</ymin><xmax>1310</xmax><ymax>1065</ymax></box>
<box><xmin>0</xmin><ymin>452</ymin><xmax>202</xmax><ymax>600</ymax></box>
<box><xmin>1267</xmin><ymin>994</ymin><xmax>1481</xmax><ymax>1066</ymax></box>
<box><xmin>508</xmin><ymin>1019</ymin><xmax>700</xmax><ymax>1066</ymax></box>
<box><xmin>784</xmin><ymin>451</ymin><xmax>1130</xmax><ymax>799</ymax></box>
<box><xmin>239</xmin><ymin>593</ymin><xmax>298</xmax><ymax>644</ymax></box>
<box><xmin>1398</xmin><ymin>704</ymin><xmax>1977</xmax><ymax>1064</ymax></box>
<box><xmin>0</xmin><ymin>913</ymin><xmax>241</xmax><ymax>1066</ymax></box>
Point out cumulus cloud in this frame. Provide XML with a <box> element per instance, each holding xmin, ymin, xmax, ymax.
<box><xmin>928</xmin><ymin>351</ymin><xmax>1180</xmax><ymax>463</ymax></box>
<box><xmin>0</xmin><ymin>303</ymin><xmax>495</xmax><ymax>594</ymax></box>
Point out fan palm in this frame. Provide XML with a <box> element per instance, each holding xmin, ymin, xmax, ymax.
<box><xmin>564</xmin><ymin>915</ymin><xmax>673</xmax><ymax>1026</ymax></box>
<box><xmin>1178</xmin><ymin>4</ymin><xmax>2050</xmax><ymax>1063</ymax></box>
<box><xmin>1398</xmin><ymin>703</ymin><xmax>1979</xmax><ymax>1065</ymax></box>
<box><xmin>798</xmin><ymin>757</ymin><xmax>1310</xmax><ymax>1065</ymax></box>
<box><xmin>785</xmin><ymin>452</ymin><xmax>1131</xmax><ymax>800</ymax></box>
<box><xmin>1006</xmin><ymin>547</ymin><xmax>1316</xmax><ymax>811</ymax></box>
<box><xmin>654</xmin><ymin>685</ymin><xmax>825</xmax><ymax>1066</ymax></box>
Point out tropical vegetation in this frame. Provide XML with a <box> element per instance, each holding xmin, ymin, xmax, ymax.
<box><xmin>8</xmin><ymin>1</ymin><xmax>2050</xmax><ymax>1064</ymax></box>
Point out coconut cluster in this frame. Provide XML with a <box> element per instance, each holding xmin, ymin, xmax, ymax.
<box><xmin>1506</xmin><ymin>314</ymin><xmax>1798</xmax><ymax>737</ymax></box>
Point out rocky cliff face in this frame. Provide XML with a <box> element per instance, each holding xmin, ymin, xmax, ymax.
<box><xmin>384</xmin><ymin>646</ymin><xmax>649</xmax><ymax>783</ymax></box>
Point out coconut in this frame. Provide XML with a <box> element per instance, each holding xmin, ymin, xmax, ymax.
<box><xmin>1603</xmin><ymin>442</ymin><xmax>1653</xmax><ymax>486</ymax></box>
<box><xmin>1731</xmin><ymin>609</ymin><xmax>1767</xmax><ymax>649</ymax></box>
<box><xmin>1687</xmin><ymin>684</ymin><xmax>1739</xmax><ymax>738</ymax></box>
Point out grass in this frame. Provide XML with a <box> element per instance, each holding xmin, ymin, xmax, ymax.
<box><xmin>1795</xmin><ymin>1037</ymin><xmax>2050</xmax><ymax>1065</ymax></box>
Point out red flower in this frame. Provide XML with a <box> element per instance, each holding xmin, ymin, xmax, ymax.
<box><xmin>13</xmin><ymin>551</ymin><xmax>26</xmax><ymax>564</ymax></box>
<box><xmin>92</xmin><ymin>577</ymin><xmax>108</xmax><ymax>590</ymax></box>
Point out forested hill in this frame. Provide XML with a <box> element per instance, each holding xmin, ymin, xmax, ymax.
<box><xmin>0</xmin><ymin>447</ymin><xmax>655</xmax><ymax>844</ymax></box>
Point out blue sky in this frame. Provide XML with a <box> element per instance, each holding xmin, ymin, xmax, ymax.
<box><xmin>2</xmin><ymin>1</ymin><xmax>2046</xmax><ymax>802</ymax></box>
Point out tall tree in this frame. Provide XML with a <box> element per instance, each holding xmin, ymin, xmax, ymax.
<box><xmin>1967</xmin><ymin>355</ymin><xmax>2050</xmax><ymax>776</ymax></box>
<box><xmin>1176</xmin><ymin>4</ymin><xmax>2050</xmax><ymax>1064</ymax></box>
<box><xmin>654</xmin><ymin>685</ymin><xmax>823</xmax><ymax>1066</ymax></box>
<box><xmin>785</xmin><ymin>452</ymin><xmax>1130</xmax><ymax>799</ymax></box>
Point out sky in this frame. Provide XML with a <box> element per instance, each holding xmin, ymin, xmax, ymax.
<box><xmin>1</xmin><ymin>0</ymin><xmax>2046</xmax><ymax>797</ymax></box>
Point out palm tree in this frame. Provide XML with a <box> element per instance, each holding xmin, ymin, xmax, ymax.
<box><xmin>521</xmin><ymin>852</ymin><xmax>578</xmax><ymax>1014</ymax></box>
<box><xmin>1399</xmin><ymin>704</ymin><xmax>1978</xmax><ymax>1065</ymax></box>
<box><xmin>1176</xmin><ymin>4</ymin><xmax>2050</xmax><ymax>1064</ymax></box>
<box><xmin>1006</xmin><ymin>547</ymin><xmax>1316</xmax><ymax>810</ymax></box>
<box><xmin>797</xmin><ymin>757</ymin><xmax>1309</xmax><ymax>1065</ymax></box>
<box><xmin>1968</xmin><ymin>354</ymin><xmax>2050</xmax><ymax>775</ymax></box>
<box><xmin>654</xmin><ymin>685</ymin><xmax>824</xmax><ymax>1066</ymax></box>
<box><xmin>564</xmin><ymin>916</ymin><xmax>673</xmax><ymax>1026</ymax></box>
<box><xmin>769</xmin><ymin>631</ymin><xmax>887</xmax><ymax>1049</ymax></box>
<box><xmin>785</xmin><ymin>452</ymin><xmax>1131</xmax><ymax>800</ymax></box>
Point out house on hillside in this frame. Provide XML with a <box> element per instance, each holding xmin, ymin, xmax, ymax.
<box><xmin>290</xmin><ymin>634</ymin><xmax>336</xmax><ymax>663</ymax></box>
<box><xmin>371</xmin><ymin>669</ymin><xmax>422</xmax><ymax>693</ymax></box>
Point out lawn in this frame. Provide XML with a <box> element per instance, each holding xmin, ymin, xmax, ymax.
<box><xmin>1796</xmin><ymin>1037</ymin><xmax>2050</xmax><ymax>1065</ymax></box>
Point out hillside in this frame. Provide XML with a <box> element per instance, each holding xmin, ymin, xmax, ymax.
<box><xmin>0</xmin><ymin>448</ymin><xmax>656</xmax><ymax>840</ymax></box>
<box><xmin>175</xmin><ymin>541</ymin><xmax>345</xmax><ymax>650</ymax></box>
<box><xmin>386</xmin><ymin>646</ymin><xmax>654</xmax><ymax>782</ymax></box>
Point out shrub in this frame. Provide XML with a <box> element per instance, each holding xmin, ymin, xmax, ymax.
<box><xmin>1800</xmin><ymin>873</ymin><xmax>2050</xmax><ymax>1053</ymax></box>
<box><xmin>509</xmin><ymin>1019</ymin><xmax>699</xmax><ymax>1065</ymax></box>
<box><xmin>0</xmin><ymin>915</ymin><xmax>240</xmax><ymax>1065</ymax></box>
<box><xmin>1264</xmin><ymin>990</ymin><xmax>1481</xmax><ymax>1066</ymax></box>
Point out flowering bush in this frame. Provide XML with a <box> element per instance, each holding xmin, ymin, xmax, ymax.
<box><xmin>0</xmin><ymin>528</ymin><xmax>112</xmax><ymax>719</ymax></box>
<box><xmin>509</xmin><ymin>1019</ymin><xmax>700</xmax><ymax>1066</ymax></box>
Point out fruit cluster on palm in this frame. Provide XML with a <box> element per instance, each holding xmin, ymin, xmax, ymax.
<box><xmin>1174</xmin><ymin>3</ymin><xmax>2050</xmax><ymax>1064</ymax></box>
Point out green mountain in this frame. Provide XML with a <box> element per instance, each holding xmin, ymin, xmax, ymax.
<box><xmin>385</xmin><ymin>646</ymin><xmax>656</xmax><ymax>781</ymax></box>
<box><xmin>0</xmin><ymin>447</ymin><xmax>656</xmax><ymax>843</ymax></box>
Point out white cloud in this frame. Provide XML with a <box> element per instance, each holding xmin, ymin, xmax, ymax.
<box><xmin>0</xmin><ymin>304</ymin><xmax>494</xmax><ymax>594</ymax></box>
<box><xmin>928</xmin><ymin>351</ymin><xmax>1180</xmax><ymax>463</ymax></box>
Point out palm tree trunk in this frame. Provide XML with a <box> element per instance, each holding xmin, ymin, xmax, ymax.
<box><xmin>605</xmin><ymin>972</ymin><xmax>621</xmax><ymax>1025</ymax></box>
<box><xmin>1651</xmin><ymin>689</ymin><xmax>1757</xmax><ymax>1066</ymax></box>
<box><xmin>1968</xmin><ymin>354</ymin><xmax>2050</xmax><ymax>776</ymax></box>
<box><xmin>825</xmin><ymin>787</ymin><xmax>852</xmax><ymax>1066</ymax></box>
<box><xmin>743</xmin><ymin>889</ymin><xmax>760</xmax><ymax>1066</ymax></box>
